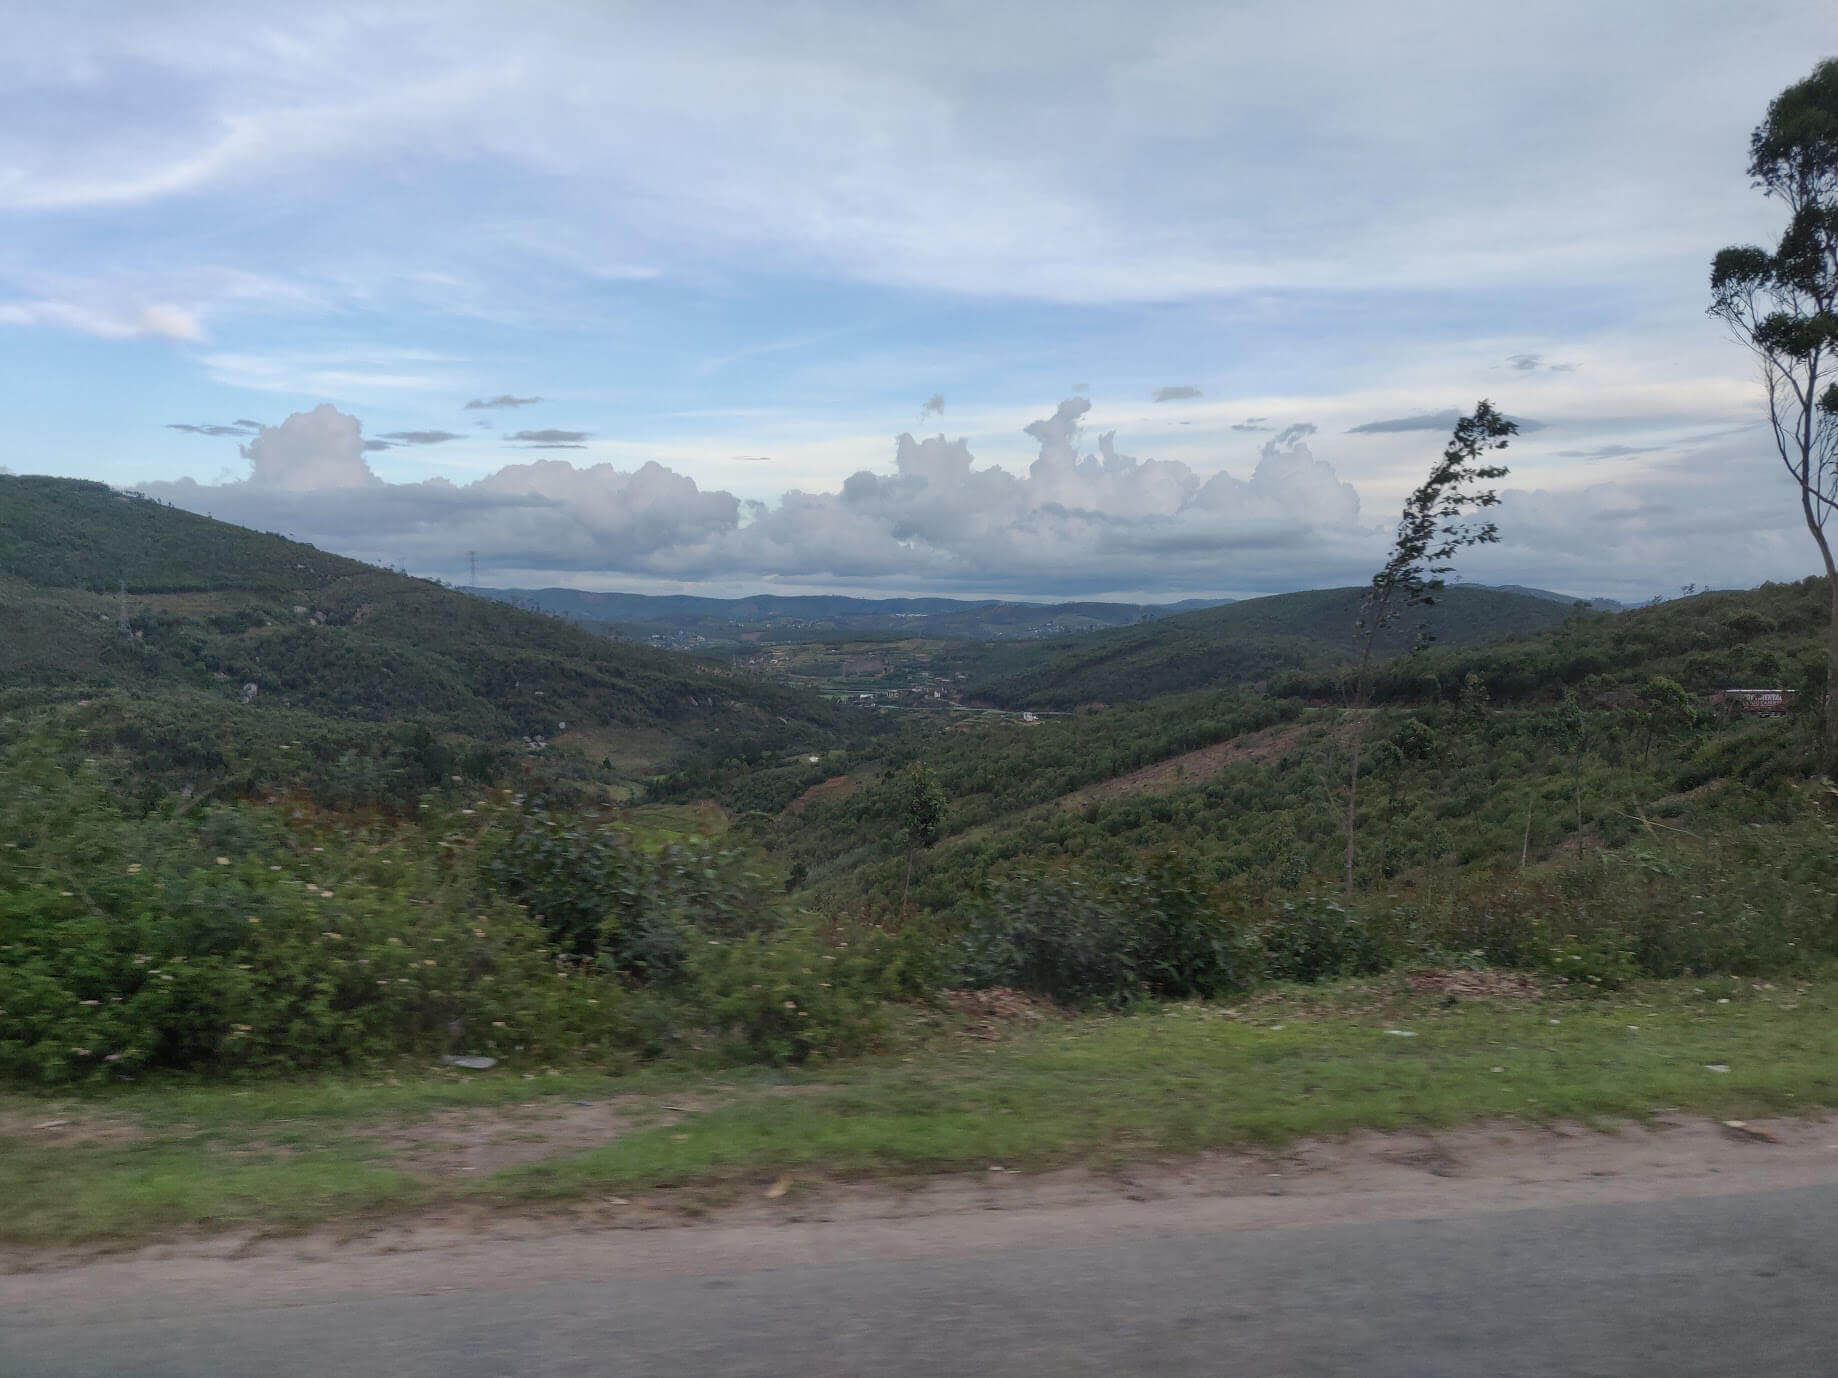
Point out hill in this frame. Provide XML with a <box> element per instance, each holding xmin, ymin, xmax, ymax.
<box><xmin>0</xmin><ymin>476</ymin><xmax>849</xmax><ymax>804</ymax></box>
<box><xmin>1485</xmin><ymin>583</ymin><xmax>1626</xmax><ymax>612</ymax></box>
<box><xmin>662</xmin><ymin>578</ymin><xmax>1829</xmax><ymax>925</ymax></box>
<box><xmin>964</xmin><ymin>585</ymin><xmax>1581</xmax><ymax>708</ymax></box>
<box><xmin>470</xmin><ymin>586</ymin><xmax>1232</xmax><ymax>649</ymax></box>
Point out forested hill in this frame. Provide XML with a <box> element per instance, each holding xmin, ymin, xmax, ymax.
<box><xmin>0</xmin><ymin>476</ymin><xmax>847</xmax><ymax>803</ymax></box>
<box><xmin>967</xmin><ymin>584</ymin><xmax>1582</xmax><ymax>708</ymax></box>
<box><xmin>470</xmin><ymin>585</ymin><xmax>1233</xmax><ymax>644</ymax></box>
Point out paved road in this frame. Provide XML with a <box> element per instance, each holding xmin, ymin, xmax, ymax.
<box><xmin>5</xmin><ymin>1184</ymin><xmax>1835</xmax><ymax>1377</ymax></box>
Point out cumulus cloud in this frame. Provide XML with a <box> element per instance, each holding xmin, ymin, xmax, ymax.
<box><xmin>465</xmin><ymin>394</ymin><xmax>542</xmax><ymax>410</ymax></box>
<box><xmin>1348</xmin><ymin>410</ymin><xmax>1546</xmax><ymax>435</ymax></box>
<box><xmin>1153</xmin><ymin>385</ymin><xmax>1203</xmax><ymax>402</ymax></box>
<box><xmin>919</xmin><ymin>393</ymin><xmax>946</xmax><ymax>419</ymax></box>
<box><xmin>237</xmin><ymin>404</ymin><xmax>380</xmax><ymax>491</ymax></box>
<box><xmin>140</xmin><ymin>398</ymin><xmax>1379</xmax><ymax>595</ymax></box>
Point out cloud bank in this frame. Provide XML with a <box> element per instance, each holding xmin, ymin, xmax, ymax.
<box><xmin>142</xmin><ymin>399</ymin><xmax>1379</xmax><ymax>595</ymax></box>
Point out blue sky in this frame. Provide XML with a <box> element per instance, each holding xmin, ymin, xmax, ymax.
<box><xmin>5</xmin><ymin>1</ymin><xmax>1837</xmax><ymax>600</ymax></box>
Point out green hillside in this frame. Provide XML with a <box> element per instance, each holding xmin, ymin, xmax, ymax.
<box><xmin>966</xmin><ymin>584</ymin><xmax>1580</xmax><ymax>708</ymax></box>
<box><xmin>0</xmin><ymin>476</ymin><xmax>849</xmax><ymax>804</ymax></box>
<box><xmin>662</xmin><ymin>578</ymin><xmax>1830</xmax><ymax>937</ymax></box>
<box><xmin>476</xmin><ymin>586</ymin><xmax>1226</xmax><ymax>647</ymax></box>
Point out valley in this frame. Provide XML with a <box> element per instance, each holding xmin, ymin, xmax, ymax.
<box><xmin>3</xmin><ymin>473</ymin><xmax>1836</xmax><ymax>1251</ymax></box>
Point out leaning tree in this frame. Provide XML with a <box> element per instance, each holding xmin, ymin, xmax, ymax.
<box><xmin>1342</xmin><ymin>402</ymin><xmax>1513</xmax><ymax>891</ymax></box>
<box><xmin>1709</xmin><ymin>58</ymin><xmax>1838</xmax><ymax>755</ymax></box>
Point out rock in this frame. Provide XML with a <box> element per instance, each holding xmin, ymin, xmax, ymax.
<box><xmin>441</xmin><ymin>1055</ymin><xmax>498</xmax><ymax>1070</ymax></box>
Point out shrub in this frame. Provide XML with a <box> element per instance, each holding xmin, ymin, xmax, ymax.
<box><xmin>482</xmin><ymin>809</ymin><xmax>779</xmax><ymax>980</ymax></box>
<box><xmin>688</xmin><ymin>923</ymin><xmax>917</xmax><ymax>1065</ymax></box>
<box><xmin>959</xmin><ymin>860</ymin><xmax>1253</xmax><ymax>1006</ymax></box>
<box><xmin>1256</xmin><ymin>896</ymin><xmax>1389</xmax><ymax>984</ymax></box>
<box><xmin>0</xmin><ymin>759</ymin><xmax>631</xmax><ymax>1082</ymax></box>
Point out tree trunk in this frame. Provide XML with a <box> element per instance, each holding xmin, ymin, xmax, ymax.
<box><xmin>1341</xmin><ymin>605</ymin><xmax>1389</xmax><ymax>895</ymax></box>
<box><xmin>1821</xmin><ymin>566</ymin><xmax>1838</xmax><ymax>764</ymax></box>
<box><xmin>1342</xmin><ymin>720</ymin><xmax>1364</xmax><ymax>893</ymax></box>
<box><xmin>1785</xmin><ymin>365</ymin><xmax>1838</xmax><ymax>765</ymax></box>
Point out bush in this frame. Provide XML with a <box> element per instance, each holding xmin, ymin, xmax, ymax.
<box><xmin>0</xmin><ymin>758</ymin><xmax>631</xmax><ymax>1082</ymax></box>
<box><xmin>483</xmin><ymin>809</ymin><xmax>778</xmax><ymax>980</ymax></box>
<box><xmin>1256</xmin><ymin>896</ymin><xmax>1390</xmax><ymax>984</ymax></box>
<box><xmin>959</xmin><ymin>860</ymin><xmax>1253</xmax><ymax>1006</ymax></box>
<box><xmin>689</xmin><ymin>923</ymin><xmax>921</xmax><ymax>1065</ymax></box>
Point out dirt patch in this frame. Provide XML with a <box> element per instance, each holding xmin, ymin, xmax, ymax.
<box><xmin>8</xmin><ymin>1114</ymin><xmax>1836</xmax><ymax>1290</ymax></box>
<box><xmin>785</xmin><ymin>774</ymin><xmax>857</xmax><ymax>814</ymax></box>
<box><xmin>365</xmin><ymin>1098</ymin><xmax>698</xmax><ymax>1177</ymax></box>
<box><xmin>1404</xmin><ymin>969</ymin><xmax>1542</xmax><ymax>999</ymax></box>
<box><xmin>0</xmin><ymin>1109</ymin><xmax>146</xmax><ymax>1148</ymax></box>
<box><xmin>938</xmin><ymin>988</ymin><xmax>1065</xmax><ymax>1040</ymax></box>
<box><xmin>1063</xmin><ymin>723</ymin><xmax>1308</xmax><ymax>809</ymax></box>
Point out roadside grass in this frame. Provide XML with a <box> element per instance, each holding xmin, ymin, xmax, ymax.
<box><xmin>4</xmin><ymin>967</ymin><xmax>1836</xmax><ymax>1245</ymax></box>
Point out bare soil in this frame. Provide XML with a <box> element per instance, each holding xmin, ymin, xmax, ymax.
<box><xmin>363</xmin><ymin>1097</ymin><xmax>698</xmax><ymax>1176</ymax></box>
<box><xmin>784</xmin><ymin>773</ymin><xmax>857</xmax><ymax>814</ymax></box>
<box><xmin>6</xmin><ymin>1114</ymin><xmax>1835</xmax><ymax>1297</ymax></box>
<box><xmin>1063</xmin><ymin>723</ymin><xmax>1308</xmax><ymax>808</ymax></box>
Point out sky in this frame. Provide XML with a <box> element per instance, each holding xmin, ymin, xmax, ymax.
<box><xmin>4</xmin><ymin>1</ymin><xmax>1837</xmax><ymax>603</ymax></box>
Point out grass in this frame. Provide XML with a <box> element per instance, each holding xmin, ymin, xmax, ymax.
<box><xmin>4</xmin><ymin>968</ymin><xmax>1837</xmax><ymax>1245</ymax></box>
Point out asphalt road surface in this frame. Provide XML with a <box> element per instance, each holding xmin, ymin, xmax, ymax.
<box><xmin>6</xmin><ymin>1182</ymin><xmax>1836</xmax><ymax>1377</ymax></box>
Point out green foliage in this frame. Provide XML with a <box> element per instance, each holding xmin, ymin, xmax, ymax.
<box><xmin>1257</xmin><ymin>897</ymin><xmax>1388</xmax><ymax>983</ymax></box>
<box><xmin>1290</xmin><ymin>578</ymin><xmax>1828</xmax><ymax>708</ymax></box>
<box><xmin>0</xmin><ymin>476</ymin><xmax>845</xmax><ymax>808</ymax></box>
<box><xmin>483</xmin><ymin>809</ymin><xmax>777</xmax><ymax>978</ymax></box>
<box><xmin>1708</xmin><ymin>58</ymin><xmax>1838</xmax><ymax>751</ymax></box>
<box><xmin>959</xmin><ymin>860</ymin><xmax>1253</xmax><ymax>1006</ymax></box>
<box><xmin>0</xmin><ymin>743</ymin><xmax>923</xmax><ymax>1085</ymax></box>
<box><xmin>898</xmin><ymin>763</ymin><xmax>948</xmax><ymax>850</ymax></box>
<box><xmin>0</xmin><ymin>752</ymin><xmax>630</xmax><ymax>1083</ymax></box>
<box><xmin>688</xmin><ymin>923</ymin><xmax>921</xmax><ymax>1065</ymax></box>
<box><xmin>967</xmin><ymin>585</ymin><xmax>1570</xmax><ymax>709</ymax></box>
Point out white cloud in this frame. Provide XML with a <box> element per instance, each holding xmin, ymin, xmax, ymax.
<box><xmin>240</xmin><ymin>404</ymin><xmax>379</xmax><ymax>490</ymax></box>
<box><xmin>141</xmin><ymin>398</ymin><xmax>1377</xmax><ymax>594</ymax></box>
<box><xmin>7</xmin><ymin>0</ymin><xmax>1832</xmax><ymax>310</ymax></box>
<box><xmin>0</xmin><ymin>298</ymin><xmax>204</xmax><ymax>341</ymax></box>
<box><xmin>199</xmin><ymin>348</ymin><xmax>463</xmax><ymax>395</ymax></box>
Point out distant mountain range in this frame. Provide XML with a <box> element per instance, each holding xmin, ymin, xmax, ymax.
<box><xmin>470</xmin><ymin>584</ymin><xmax>1622</xmax><ymax>651</ymax></box>
<box><xmin>467</xmin><ymin>587</ymin><xmax>1237</xmax><ymax>645</ymax></box>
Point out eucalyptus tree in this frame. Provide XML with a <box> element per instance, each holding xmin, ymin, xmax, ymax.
<box><xmin>1709</xmin><ymin>59</ymin><xmax>1838</xmax><ymax>754</ymax></box>
<box><xmin>1343</xmin><ymin>402</ymin><xmax>1514</xmax><ymax>890</ymax></box>
<box><xmin>896</xmin><ymin>762</ymin><xmax>947</xmax><ymax>919</ymax></box>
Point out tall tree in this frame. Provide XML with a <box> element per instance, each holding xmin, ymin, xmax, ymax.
<box><xmin>896</xmin><ymin>762</ymin><xmax>947</xmax><ymax>920</ymax></box>
<box><xmin>1342</xmin><ymin>402</ymin><xmax>1513</xmax><ymax>890</ymax></box>
<box><xmin>1709</xmin><ymin>59</ymin><xmax>1838</xmax><ymax>756</ymax></box>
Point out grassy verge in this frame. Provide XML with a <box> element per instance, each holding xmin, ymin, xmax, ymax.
<box><xmin>5</xmin><ymin>968</ymin><xmax>1837</xmax><ymax>1245</ymax></box>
